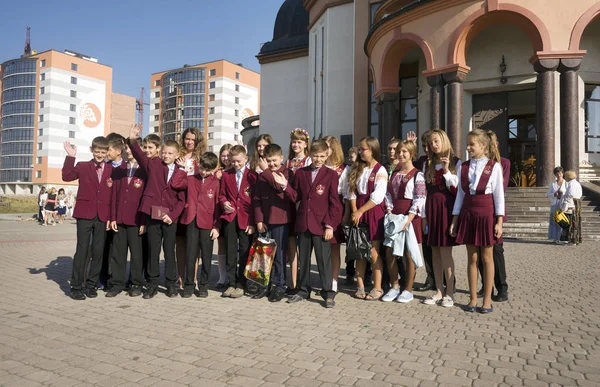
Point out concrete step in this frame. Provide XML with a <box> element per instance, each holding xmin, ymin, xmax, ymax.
<box><xmin>506</xmin><ymin>205</ymin><xmax>599</xmax><ymax>212</ymax></box>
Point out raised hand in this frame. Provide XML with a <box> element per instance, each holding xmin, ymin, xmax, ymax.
<box><xmin>175</xmin><ymin>157</ymin><xmax>186</xmax><ymax>168</ymax></box>
<box><xmin>63</xmin><ymin>141</ymin><xmax>77</xmax><ymax>157</ymax></box>
<box><xmin>129</xmin><ymin>124</ymin><xmax>141</xmax><ymax>140</ymax></box>
<box><xmin>272</xmin><ymin>172</ymin><xmax>288</xmax><ymax>188</ymax></box>
<box><xmin>257</xmin><ymin>157</ymin><xmax>268</xmax><ymax>171</ymax></box>
<box><xmin>406</xmin><ymin>131</ymin><xmax>417</xmax><ymax>142</ymax></box>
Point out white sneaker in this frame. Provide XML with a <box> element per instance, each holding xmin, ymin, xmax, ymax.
<box><xmin>382</xmin><ymin>288</ymin><xmax>400</xmax><ymax>302</ymax></box>
<box><xmin>396</xmin><ymin>290</ymin><xmax>414</xmax><ymax>303</ymax></box>
<box><xmin>423</xmin><ymin>293</ymin><xmax>442</xmax><ymax>305</ymax></box>
<box><xmin>441</xmin><ymin>295</ymin><xmax>454</xmax><ymax>308</ymax></box>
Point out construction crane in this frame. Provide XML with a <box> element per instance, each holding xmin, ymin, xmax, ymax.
<box><xmin>135</xmin><ymin>87</ymin><xmax>149</xmax><ymax>131</ymax></box>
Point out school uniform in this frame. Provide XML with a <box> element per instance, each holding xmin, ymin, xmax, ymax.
<box><xmin>62</xmin><ymin>156</ymin><xmax>113</xmax><ymax>292</ymax></box>
<box><xmin>346</xmin><ymin>163</ymin><xmax>388</xmax><ymax>241</ymax></box>
<box><xmin>385</xmin><ymin>167</ymin><xmax>427</xmax><ymax>244</ymax></box>
<box><xmin>180</xmin><ymin>172</ymin><xmax>221</xmax><ymax>292</ymax></box>
<box><xmin>326</xmin><ymin>164</ymin><xmax>349</xmax><ymax>245</ymax></box>
<box><xmin>219</xmin><ymin>166</ymin><xmax>258</xmax><ymax>289</ymax></box>
<box><xmin>452</xmin><ymin>157</ymin><xmax>505</xmax><ymax>246</ymax></box>
<box><xmin>423</xmin><ymin>158</ymin><xmax>461</xmax><ymax>247</ymax></box>
<box><xmin>129</xmin><ymin>140</ymin><xmax>187</xmax><ymax>291</ymax></box>
<box><xmin>292</xmin><ymin>165</ymin><xmax>343</xmax><ymax>300</ymax></box>
<box><xmin>108</xmin><ymin>160</ymin><xmax>147</xmax><ymax>292</ymax></box>
<box><xmin>253</xmin><ymin>167</ymin><xmax>297</xmax><ymax>292</ymax></box>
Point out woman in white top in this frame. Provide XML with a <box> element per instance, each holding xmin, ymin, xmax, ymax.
<box><xmin>383</xmin><ymin>140</ymin><xmax>426</xmax><ymax>303</ymax></box>
<box><xmin>345</xmin><ymin>136</ymin><xmax>388</xmax><ymax>300</ymax></box>
<box><xmin>560</xmin><ymin>170</ymin><xmax>583</xmax><ymax>245</ymax></box>
<box><xmin>546</xmin><ymin>166</ymin><xmax>566</xmax><ymax>242</ymax></box>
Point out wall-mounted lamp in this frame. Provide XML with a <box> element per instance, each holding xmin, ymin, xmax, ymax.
<box><xmin>500</xmin><ymin>55</ymin><xmax>507</xmax><ymax>84</ymax></box>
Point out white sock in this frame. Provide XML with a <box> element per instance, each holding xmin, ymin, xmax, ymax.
<box><xmin>332</xmin><ymin>279</ymin><xmax>338</xmax><ymax>292</ymax></box>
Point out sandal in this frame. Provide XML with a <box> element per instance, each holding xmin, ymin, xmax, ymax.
<box><xmin>354</xmin><ymin>288</ymin><xmax>366</xmax><ymax>299</ymax></box>
<box><xmin>365</xmin><ymin>288</ymin><xmax>383</xmax><ymax>301</ymax></box>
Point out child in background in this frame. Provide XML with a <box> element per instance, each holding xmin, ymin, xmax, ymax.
<box><xmin>450</xmin><ymin>129</ymin><xmax>504</xmax><ymax>313</ymax></box>
<box><xmin>249</xmin><ymin>134</ymin><xmax>273</xmax><ymax>174</ymax></box>
<box><xmin>215</xmin><ymin>144</ymin><xmax>233</xmax><ymax>289</ymax></box>
<box><xmin>285</xmin><ymin>128</ymin><xmax>312</xmax><ymax>295</ymax></box>
<box><xmin>347</xmin><ymin>147</ymin><xmax>358</xmax><ymax>165</ymax></box>
<box><xmin>43</xmin><ymin>187</ymin><xmax>58</xmax><ymax>226</ymax></box>
<box><xmin>56</xmin><ymin>188</ymin><xmax>67</xmax><ymax>223</ymax></box>
<box><xmin>384</xmin><ymin>137</ymin><xmax>400</xmax><ymax>177</ymax></box>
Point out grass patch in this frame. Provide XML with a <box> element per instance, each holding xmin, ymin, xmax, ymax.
<box><xmin>0</xmin><ymin>196</ymin><xmax>39</xmax><ymax>214</ymax></box>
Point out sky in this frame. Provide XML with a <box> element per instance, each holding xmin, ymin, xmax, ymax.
<box><xmin>0</xmin><ymin>0</ymin><xmax>283</xmax><ymax>131</ymax></box>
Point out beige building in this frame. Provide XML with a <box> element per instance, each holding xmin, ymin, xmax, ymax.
<box><xmin>259</xmin><ymin>0</ymin><xmax>600</xmax><ymax>186</ymax></box>
<box><xmin>149</xmin><ymin>60</ymin><xmax>260</xmax><ymax>153</ymax></box>
<box><xmin>0</xmin><ymin>49</ymin><xmax>136</xmax><ymax>195</ymax></box>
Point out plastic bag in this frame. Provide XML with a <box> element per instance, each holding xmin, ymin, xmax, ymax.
<box><xmin>553</xmin><ymin>209</ymin><xmax>570</xmax><ymax>230</ymax></box>
<box><xmin>244</xmin><ymin>233</ymin><xmax>277</xmax><ymax>287</ymax></box>
<box><xmin>342</xmin><ymin>223</ymin><xmax>372</xmax><ymax>263</ymax></box>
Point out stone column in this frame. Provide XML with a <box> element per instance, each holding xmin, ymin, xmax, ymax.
<box><xmin>442</xmin><ymin>70</ymin><xmax>467</xmax><ymax>157</ymax></box>
<box><xmin>427</xmin><ymin>75</ymin><xmax>445</xmax><ymax>130</ymax></box>
<box><xmin>558</xmin><ymin>58</ymin><xmax>582</xmax><ymax>176</ymax></box>
<box><xmin>377</xmin><ymin>92</ymin><xmax>399</xmax><ymax>155</ymax></box>
<box><xmin>533</xmin><ymin>59</ymin><xmax>559</xmax><ymax>187</ymax></box>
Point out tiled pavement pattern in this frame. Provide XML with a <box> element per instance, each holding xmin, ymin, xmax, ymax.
<box><xmin>0</xmin><ymin>220</ymin><xmax>599</xmax><ymax>387</ymax></box>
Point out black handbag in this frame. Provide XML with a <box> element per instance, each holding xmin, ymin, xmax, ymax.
<box><xmin>342</xmin><ymin>223</ymin><xmax>372</xmax><ymax>263</ymax></box>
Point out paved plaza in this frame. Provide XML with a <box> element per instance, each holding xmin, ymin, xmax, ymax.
<box><xmin>0</xmin><ymin>219</ymin><xmax>599</xmax><ymax>387</ymax></box>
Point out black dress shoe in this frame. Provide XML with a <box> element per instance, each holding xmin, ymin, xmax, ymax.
<box><xmin>492</xmin><ymin>291</ymin><xmax>508</xmax><ymax>302</ymax></box>
<box><xmin>268</xmin><ymin>288</ymin><xmax>284</xmax><ymax>302</ymax></box>
<box><xmin>252</xmin><ymin>287</ymin><xmax>268</xmax><ymax>299</ymax></box>
<box><xmin>182</xmin><ymin>288</ymin><xmax>194</xmax><ymax>298</ymax></box>
<box><xmin>197</xmin><ymin>285</ymin><xmax>209</xmax><ymax>298</ymax></box>
<box><xmin>84</xmin><ymin>287</ymin><xmax>98</xmax><ymax>298</ymax></box>
<box><xmin>415</xmin><ymin>282</ymin><xmax>435</xmax><ymax>292</ymax></box>
<box><xmin>143</xmin><ymin>287</ymin><xmax>158</xmax><ymax>299</ymax></box>
<box><xmin>166</xmin><ymin>286</ymin><xmax>178</xmax><ymax>298</ymax></box>
<box><xmin>325</xmin><ymin>298</ymin><xmax>335</xmax><ymax>308</ymax></box>
<box><xmin>105</xmin><ymin>289</ymin><xmax>122</xmax><ymax>298</ymax></box>
<box><xmin>285</xmin><ymin>287</ymin><xmax>297</xmax><ymax>296</ymax></box>
<box><xmin>287</xmin><ymin>294</ymin><xmax>304</xmax><ymax>303</ymax></box>
<box><xmin>70</xmin><ymin>289</ymin><xmax>86</xmax><ymax>300</ymax></box>
<box><xmin>129</xmin><ymin>286</ymin><xmax>142</xmax><ymax>297</ymax></box>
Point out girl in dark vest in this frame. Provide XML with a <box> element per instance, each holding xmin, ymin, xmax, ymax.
<box><xmin>450</xmin><ymin>129</ymin><xmax>504</xmax><ymax>313</ymax></box>
<box><xmin>383</xmin><ymin>140</ymin><xmax>426</xmax><ymax>303</ymax></box>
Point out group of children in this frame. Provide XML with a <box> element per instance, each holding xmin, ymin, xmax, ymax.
<box><xmin>63</xmin><ymin>125</ymin><xmax>508</xmax><ymax>312</ymax></box>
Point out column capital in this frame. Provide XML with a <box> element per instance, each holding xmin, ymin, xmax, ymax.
<box><xmin>531</xmin><ymin>58</ymin><xmax>560</xmax><ymax>73</ymax></box>
<box><xmin>558</xmin><ymin>58</ymin><xmax>582</xmax><ymax>73</ymax></box>
<box><xmin>426</xmin><ymin>74</ymin><xmax>445</xmax><ymax>88</ymax></box>
<box><xmin>442</xmin><ymin>70</ymin><xmax>467</xmax><ymax>84</ymax></box>
<box><xmin>377</xmin><ymin>92</ymin><xmax>399</xmax><ymax>104</ymax></box>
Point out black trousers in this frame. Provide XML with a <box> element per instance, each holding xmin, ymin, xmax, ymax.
<box><xmin>223</xmin><ymin>218</ymin><xmax>252</xmax><ymax>288</ymax></box>
<box><xmin>108</xmin><ymin>224</ymin><xmax>144</xmax><ymax>290</ymax></box>
<box><xmin>184</xmin><ymin>223</ymin><xmax>214</xmax><ymax>290</ymax></box>
<box><xmin>297</xmin><ymin>231</ymin><xmax>335</xmax><ymax>299</ymax></box>
<box><xmin>422</xmin><ymin>243</ymin><xmax>435</xmax><ymax>285</ymax></box>
<box><xmin>146</xmin><ymin>217</ymin><xmax>177</xmax><ymax>288</ymax></box>
<box><xmin>478</xmin><ymin>243</ymin><xmax>508</xmax><ymax>293</ymax></box>
<box><xmin>71</xmin><ymin>217</ymin><xmax>107</xmax><ymax>290</ymax></box>
<box><xmin>99</xmin><ymin>230</ymin><xmax>113</xmax><ymax>285</ymax></box>
<box><xmin>269</xmin><ymin>224</ymin><xmax>289</xmax><ymax>290</ymax></box>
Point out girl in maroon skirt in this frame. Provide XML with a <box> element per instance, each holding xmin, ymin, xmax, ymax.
<box><xmin>346</xmin><ymin>136</ymin><xmax>388</xmax><ymax>300</ymax></box>
<box><xmin>421</xmin><ymin>129</ymin><xmax>461</xmax><ymax>308</ymax></box>
<box><xmin>450</xmin><ymin>129</ymin><xmax>504</xmax><ymax>313</ymax></box>
<box><xmin>383</xmin><ymin>140</ymin><xmax>426</xmax><ymax>303</ymax></box>
<box><xmin>323</xmin><ymin>136</ymin><xmax>349</xmax><ymax>293</ymax></box>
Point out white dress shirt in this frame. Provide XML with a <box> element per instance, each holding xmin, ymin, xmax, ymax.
<box><xmin>560</xmin><ymin>179</ymin><xmax>583</xmax><ymax>213</ymax></box>
<box><xmin>452</xmin><ymin>157</ymin><xmax>505</xmax><ymax>216</ymax></box>
<box><xmin>345</xmin><ymin>165</ymin><xmax>388</xmax><ymax>205</ymax></box>
<box><xmin>546</xmin><ymin>180</ymin><xmax>566</xmax><ymax>206</ymax></box>
<box><xmin>167</xmin><ymin>164</ymin><xmax>175</xmax><ymax>183</ymax></box>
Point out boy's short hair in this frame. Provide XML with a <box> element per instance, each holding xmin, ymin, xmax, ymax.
<box><xmin>108</xmin><ymin>138</ymin><xmax>125</xmax><ymax>154</ymax></box>
<box><xmin>143</xmin><ymin>134</ymin><xmax>161</xmax><ymax>148</ymax></box>
<box><xmin>199</xmin><ymin>152</ymin><xmax>219</xmax><ymax>170</ymax></box>
<box><xmin>91</xmin><ymin>136</ymin><xmax>109</xmax><ymax>150</ymax></box>
<box><xmin>106</xmin><ymin>132</ymin><xmax>125</xmax><ymax>142</ymax></box>
<box><xmin>310</xmin><ymin>139</ymin><xmax>329</xmax><ymax>154</ymax></box>
<box><xmin>163</xmin><ymin>140</ymin><xmax>180</xmax><ymax>152</ymax></box>
<box><xmin>263</xmin><ymin>144</ymin><xmax>283</xmax><ymax>158</ymax></box>
<box><xmin>348</xmin><ymin>147</ymin><xmax>358</xmax><ymax>156</ymax></box>
<box><xmin>229</xmin><ymin>145</ymin><xmax>247</xmax><ymax>157</ymax></box>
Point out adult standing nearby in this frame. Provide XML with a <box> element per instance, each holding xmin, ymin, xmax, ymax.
<box><xmin>546</xmin><ymin>166</ymin><xmax>566</xmax><ymax>243</ymax></box>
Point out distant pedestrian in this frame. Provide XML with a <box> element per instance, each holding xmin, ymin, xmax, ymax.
<box><xmin>38</xmin><ymin>186</ymin><xmax>47</xmax><ymax>223</ymax></box>
<box><xmin>547</xmin><ymin>167</ymin><xmax>566</xmax><ymax>243</ymax></box>
<box><xmin>559</xmin><ymin>170</ymin><xmax>583</xmax><ymax>245</ymax></box>
<box><xmin>43</xmin><ymin>187</ymin><xmax>58</xmax><ymax>226</ymax></box>
<box><xmin>66</xmin><ymin>190</ymin><xmax>75</xmax><ymax>219</ymax></box>
<box><xmin>56</xmin><ymin>188</ymin><xmax>67</xmax><ymax>223</ymax></box>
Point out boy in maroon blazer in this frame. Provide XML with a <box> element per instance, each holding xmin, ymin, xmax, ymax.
<box><xmin>253</xmin><ymin>144</ymin><xmax>297</xmax><ymax>302</ymax></box>
<box><xmin>288</xmin><ymin>140</ymin><xmax>343</xmax><ymax>308</ymax></box>
<box><xmin>105</xmin><ymin>139</ymin><xmax>147</xmax><ymax>298</ymax></box>
<box><xmin>128</xmin><ymin>125</ymin><xmax>187</xmax><ymax>299</ymax></box>
<box><xmin>179</xmin><ymin>152</ymin><xmax>221</xmax><ymax>298</ymax></box>
<box><xmin>219</xmin><ymin>145</ymin><xmax>257</xmax><ymax>298</ymax></box>
<box><xmin>62</xmin><ymin>136</ymin><xmax>113</xmax><ymax>300</ymax></box>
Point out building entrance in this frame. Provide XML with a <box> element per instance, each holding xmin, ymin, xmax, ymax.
<box><xmin>472</xmin><ymin>89</ymin><xmax>537</xmax><ymax>186</ymax></box>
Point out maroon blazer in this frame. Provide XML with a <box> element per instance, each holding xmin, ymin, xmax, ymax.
<box><xmin>219</xmin><ymin>167</ymin><xmax>258</xmax><ymax>229</ymax></box>
<box><xmin>180</xmin><ymin>174</ymin><xmax>221</xmax><ymax>230</ymax></box>
<box><xmin>111</xmin><ymin>161</ymin><xmax>147</xmax><ymax>226</ymax></box>
<box><xmin>253</xmin><ymin>167</ymin><xmax>297</xmax><ymax>226</ymax></box>
<box><xmin>292</xmin><ymin>166</ymin><xmax>343</xmax><ymax>235</ymax></box>
<box><xmin>62</xmin><ymin>157</ymin><xmax>113</xmax><ymax>222</ymax></box>
<box><xmin>129</xmin><ymin>140</ymin><xmax>187</xmax><ymax>222</ymax></box>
